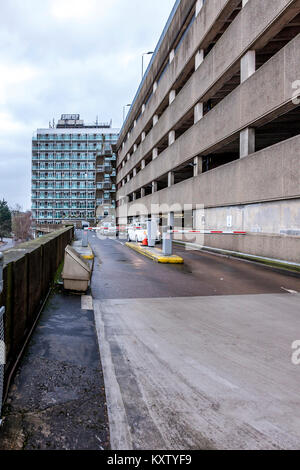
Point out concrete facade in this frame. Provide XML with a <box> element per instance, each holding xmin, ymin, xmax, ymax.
<box><xmin>116</xmin><ymin>0</ymin><xmax>300</xmax><ymax>262</ymax></box>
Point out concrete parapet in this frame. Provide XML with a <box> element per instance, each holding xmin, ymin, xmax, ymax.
<box><xmin>0</xmin><ymin>226</ymin><xmax>74</xmax><ymax>387</ymax></box>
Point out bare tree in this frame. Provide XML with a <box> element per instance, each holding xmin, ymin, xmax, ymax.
<box><xmin>12</xmin><ymin>208</ymin><xmax>33</xmax><ymax>242</ymax></box>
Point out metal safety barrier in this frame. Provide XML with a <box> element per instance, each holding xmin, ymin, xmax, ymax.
<box><xmin>0</xmin><ymin>252</ymin><xmax>5</xmax><ymax>423</ymax></box>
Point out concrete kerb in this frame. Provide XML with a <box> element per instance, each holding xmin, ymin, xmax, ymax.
<box><xmin>126</xmin><ymin>242</ymin><xmax>183</xmax><ymax>264</ymax></box>
<box><xmin>71</xmin><ymin>241</ymin><xmax>94</xmax><ymax>261</ymax></box>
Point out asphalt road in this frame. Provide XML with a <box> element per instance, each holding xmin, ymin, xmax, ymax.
<box><xmin>0</xmin><ymin>238</ymin><xmax>15</xmax><ymax>252</ymax></box>
<box><xmin>87</xmin><ymin>233</ymin><xmax>300</xmax><ymax>450</ymax></box>
<box><xmin>88</xmin><ymin>233</ymin><xmax>300</xmax><ymax>299</ymax></box>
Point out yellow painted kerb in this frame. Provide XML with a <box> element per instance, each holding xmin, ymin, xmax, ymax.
<box><xmin>126</xmin><ymin>242</ymin><xmax>184</xmax><ymax>264</ymax></box>
<box><xmin>82</xmin><ymin>244</ymin><xmax>94</xmax><ymax>260</ymax></box>
<box><xmin>82</xmin><ymin>254</ymin><xmax>94</xmax><ymax>260</ymax></box>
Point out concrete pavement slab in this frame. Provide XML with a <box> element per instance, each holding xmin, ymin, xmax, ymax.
<box><xmin>94</xmin><ymin>293</ymin><xmax>300</xmax><ymax>450</ymax></box>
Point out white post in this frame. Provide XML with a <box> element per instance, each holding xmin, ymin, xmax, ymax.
<box><xmin>195</xmin><ymin>0</ymin><xmax>204</xmax><ymax>17</ymax></box>
<box><xmin>240</xmin><ymin>128</ymin><xmax>255</xmax><ymax>158</ymax></box>
<box><xmin>169</xmin><ymin>90</ymin><xmax>176</xmax><ymax>105</ymax></box>
<box><xmin>195</xmin><ymin>49</ymin><xmax>204</xmax><ymax>71</ymax></box>
<box><xmin>193</xmin><ymin>156</ymin><xmax>203</xmax><ymax>177</ymax></box>
<box><xmin>241</xmin><ymin>50</ymin><xmax>256</xmax><ymax>83</ymax></box>
<box><xmin>152</xmin><ymin>148</ymin><xmax>158</xmax><ymax>160</ymax></box>
<box><xmin>194</xmin><ymin>102</ymin><xmax>203</xmax><ymax>124</ymax></box>
<box><xmin>168</xmin><ymin>130</ymin><xmax>175</xmax><ymax>146</ymax></box>
<box><xmin>168</xmin><ymin>171</ymin><xmax>174</xmax><ymax>187</ymax></box>
<box><xmin>169</xmin><ymin>49</ymin><xmax>175</xmax><ymax>63</ymax></box>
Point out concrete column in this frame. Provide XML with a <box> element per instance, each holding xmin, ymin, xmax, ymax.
<box><xmin>141</xmin><ymin>188</ymin><xmax>145</xmax><ymax>198</ymax></box>
<box><xmin>152</xmin><ymin>181</ymin><xmax>158</xmax><ymax>194</ymax></box>
<box><xmin>241</xmin><ymin>50</ymin><xmax>256</xmax><ymax>83</ymax></box>
<box><xmin>141</xmin><ymin>159</ymin><xmax>146</xmax><ymax>169</ymax></box>
<box><xmin>194</xmin><ymin>102</ymin><xmax>203</xmax><ymax>124</ymax></box>
<box><xmin>141</xmin><ymin>131</ymin><xmax>146</xmax><ymax>142</ymax></box>
<box><xmin>127</xmin><ymin>153</ymin><xmax>130</xmax><ymax>161</ymax></box>
<box><xmin>168</xmin><ymin>212</ymin><xmax>174</xmax><ymax>230</ymax></box>
<box><xmin>168</xmin><ymin>171</ymin><xmax>174</xmax><ymax>187</ymax></box>
<box><xmin>127</xmin><ymin>175</ymin><xmax>130</xmax><ymax>183</ymax></box>
<box><xmin>133</xmin><ymin>144</ymin><xmax>137</xmax><ymax>152</ymax></box>
<box><xmin>153</xmin><ymin>114</ymin><xmax>158</xmax><ymax>126</ymax></box>
<box><xmin>153</xmin><ymin>81</ymin><xmax>158</xmax><ymax>93</ymax></box>
<box><xmin>132</xmin><ymin>192</ymin><xmax>136</xmax><ymax>201</ymax></box>
<box><xmin>168</xmin><ymin>130</ymin><xmax>175</xmax><ymax>146</ymax></box>
<box><xmin>169</xmin><ymin>49</ymin><xmax>175</xmax><ymax>63</ymax></box>
<box><xmin>195</xmin><ymin>49</ymin><xmax>204</xmax><ymax>71</ymax></box>
<box><xmin>133</xmin><ymin>168</ymin><xmax>137</xmax><ymax>177</ymax></box>
<box><xmin>122</xmin><ymin>142</ymin><xmax>125</xmax><ymax>149</ymax></box>
<box><xmin>152</xmin><ymin>148</ymin><xmax>158</xmax><ymax>160</ymax></box>
<box><xmin>134</xmin><ymin>120</ymin><xmax>137</xmax><ymax>128</ymax></box>
<box><xmin>193</xmin><ymin>156</ymin><xmax>203</xmax><ymax>177</ymax></box>
<box><xmin>142</xmin><ymin>104</ymin><xmax>146</xmax><ymax>113</ymax></box>
<box><xmin>127</xmin><ymin>132</ymin><xmax>130</xmax><ymax>140</ymax></box>
<box><xmin>169</xmin><ymin>90</ymin><xmax>176</xmax><ymax>105</ymax></box>
<box><xmin>195</xmin><ymin>0</ymin><xmax>204</xmax><ymax>17</ymax></box>
<box><xmin>122</xmin><ymin>179</ymin><xmax>125</xmax><ymax>186</ymax></box>
<box><xmin>240</xmin><ymin>128</ymin><xmax>255</xmax><ymax>158</ymax></box>
<box><xmin>122</xmin><ymin>161</ymin><xmax>125</xmax><ymax>168</ymax></box>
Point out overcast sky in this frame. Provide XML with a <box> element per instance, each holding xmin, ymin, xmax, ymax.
<box><xmin>0</xmin><ymin>0</ymin><xmax>175</xmax><ymax>210</ymax></box>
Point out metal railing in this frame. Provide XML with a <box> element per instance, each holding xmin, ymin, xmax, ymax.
<box><xmin>0</xmin><ymin>252</ymin><xmax>5</xmax><ymax>423</ymax></box>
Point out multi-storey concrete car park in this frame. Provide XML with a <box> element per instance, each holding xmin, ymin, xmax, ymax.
<box><xmin>116</xmin><ymin>0</ymin><xmax>300</xmax><ymax>264</ymax></box>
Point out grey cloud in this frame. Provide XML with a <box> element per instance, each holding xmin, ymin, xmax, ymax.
<box><xmin>0</xmin><ymin>0</ymin><xmax>175</xmax><ymax>208</ymax></box>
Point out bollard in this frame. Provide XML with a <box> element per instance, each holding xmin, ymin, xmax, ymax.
<box><xmin>0</xmin><ymin>252</ymin><xmax>5</xmax><ymax>423</ymax></box>
<box><xmin>82</xmin><ymin>230</ymin><xmax>88</xmax><ymax>248</ymax></box>
<box><xmin>162</xmin><ymin>226</ymin><xmax>173</xmax><ymax>256</ymax></box>
<box><xmin>147</xmin><ymin>219</ymin><xmax>157</xmax><ymax>248</ymax></box>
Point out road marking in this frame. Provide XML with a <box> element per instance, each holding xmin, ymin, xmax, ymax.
<box><xmin>81</xmin><ymin>295</ymin><xmax>94</xmax><ymax>311</ymax></box>
<box><xmin>281</xmin><ymin>287</ymin><xmax>298</xmax><ymax>294</ymax></box>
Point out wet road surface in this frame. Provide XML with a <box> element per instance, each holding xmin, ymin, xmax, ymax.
<box><xmin>88</xmin><ymin>233</ymin><xmax>300</xmax><ymax>300</ymax></box>
<box><xmin>88</xmin><ymin>233</ymin><xmax>300</xmax><ymax>450</ymax></box>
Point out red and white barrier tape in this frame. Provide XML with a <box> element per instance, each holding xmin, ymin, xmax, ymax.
<box><xmin>170</xmin><ymin>230</ymin><xmax>246</xmax><ymax>235</ymax></box>
<box><xmin>88</xmin><ymin>227</ymin><xmax>246</xmax><ymax>235</ymax></box>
